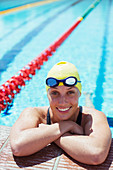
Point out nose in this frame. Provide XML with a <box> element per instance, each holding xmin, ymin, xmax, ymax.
<box><xmin>58</xmin><ymin>95</ymin><xmax>68</xmax><ymax>105</ymax></box>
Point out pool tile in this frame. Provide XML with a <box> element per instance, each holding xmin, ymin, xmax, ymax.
<box><xmin>0</xmin><ymin>125</ymin><xmax>113</xmax><ymax>169</ymax></box>
<box><xmin>0</xmin><ymin>125</ymin><xmax>10</xmax><ymax>149</ymax></box>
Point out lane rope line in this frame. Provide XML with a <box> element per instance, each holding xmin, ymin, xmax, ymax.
<box><xmin>0</xmin><ymin>137</ymin><xmax>9</xmax><ymax>153</ymax></box>
<box><xmin>0</xmin><ymin>0</ymin><xmax>101</xmax><ymax>113</ymax></box>
<box><xmin>0</xmin><ymin>0</ymin><xmax>59</xmax><ymax>15</ymax></box>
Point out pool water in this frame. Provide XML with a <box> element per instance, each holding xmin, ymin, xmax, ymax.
<box><xmin>0</xmin><ymin>0</ymin><xmax>113</xmax><ymax>136</ymax></box>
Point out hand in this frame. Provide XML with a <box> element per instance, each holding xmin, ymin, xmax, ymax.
<box><xmin>59</xmin><ymin>120</ymin><xmax>84</xmax><ymax>135</ymax></box>
<box><xmin>70</xmin><ymin>122</ymin><xmax>83</xmax><ymax>135</ymax></box>
<box><xmin>39</xmin><ymin>123</ymin><xmax>49</xmax><ymax>128</ymax></box>
<box><xmin>69</xmin><ymin>121</ymin><xmax>83</xmax><ymax>135</ymax></box>
<box><xmin>39</xmin><ymin>121</ymin><xmax>84</xmax><ymax>135</ymax></box>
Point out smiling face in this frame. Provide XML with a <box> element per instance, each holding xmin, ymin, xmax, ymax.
<box><xmin>47</xmin><ymin>85</ymin><xmax>80</xmax><ymax>122</ymax></box>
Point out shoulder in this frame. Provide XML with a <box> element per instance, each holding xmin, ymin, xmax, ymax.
<box><xmin>13</xmin><ymin>106</ymin><xmax>49</xmax><ymax>130</ymax></box>
<box><xmin>82</xmin><ymin>106</ymin><xmax>107</xmax><ymax>120</ymax></box>
<box><xmin>81</xmin><ymin>106</ymin><xmax>110</xmax><ymax>135</ymax></box>
<box><xmin>20</xmin><ymin>106</ymin><xmax>49</xmax><ymax>121</ymax></box>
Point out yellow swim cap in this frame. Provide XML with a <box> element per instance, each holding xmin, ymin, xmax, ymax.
<box><xmin>46</xmin><ymin>61</ymin><xmax>82</xmax><ymax>93</ymax></box>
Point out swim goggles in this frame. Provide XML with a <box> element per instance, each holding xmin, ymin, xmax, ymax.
<box><xmin>46</xmin><ymin>76</ymin><xmax>81</xmax><ymax>87</ymax></box>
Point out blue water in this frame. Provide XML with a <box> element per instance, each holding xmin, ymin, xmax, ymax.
<box><xmin>0</xmin><ymin>0</ymin><xmax>113</xmax><ymax>136</ymax></box>
<box><xmin>0</xmin><ymin>0</ymin><xmax>45</xmax><ymax>11</ymax></box>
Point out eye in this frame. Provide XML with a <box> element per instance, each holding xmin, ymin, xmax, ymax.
<box><xmin>50</xmin><ymin>91</ymin><xmax>59</xmax><ymax>96</ymax></box>
<box><xmin>67</xmin><ymin>90</ymin><xmax>75</xmax><ymax>95</ymax></box>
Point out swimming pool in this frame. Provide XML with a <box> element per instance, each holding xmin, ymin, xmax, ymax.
<box><xmin>0</xmin><ymin>0</ymin><xmax>113</xmax><ymax>136</ymax></box>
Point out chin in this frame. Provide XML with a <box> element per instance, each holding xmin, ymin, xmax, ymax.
<box><xmin>58</xmin><ymin>114</ymin><xmax>71</xmax><ymax>121</ymax></box>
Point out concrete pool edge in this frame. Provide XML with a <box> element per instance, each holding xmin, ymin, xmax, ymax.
<box><xmin>0</xmin><ymin>125</ymin><xmax>113</xmax><ymax>169</ymax></box>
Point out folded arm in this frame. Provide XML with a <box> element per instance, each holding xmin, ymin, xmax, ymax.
<box><xmin>54</xmin><ymin>108</ymin><xmax>112</xmax><ymax>165</ymax></box>
<box><xmin>10</xmin><ymin>107</ymin><xmax>83</xmax><ymax>156</ymax></box>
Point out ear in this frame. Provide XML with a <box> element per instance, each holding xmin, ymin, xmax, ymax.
<box><xmin>47</xmin><ymin>89</ymin><xmax>51</xmax><ymax>100</ymax></box>
<box><xmin>78</xmin><ymin>89</ymin><xmax>81</xmax><ymax>97</ymax></box>
<box><xmin>47</xmin><ymin>91</ymin><xmax>49</xmax><ymax>98</ymax></box>
<box><xmin>75</xmin><ymin>87</ymin><xmax>81</xmax><ymax>97</ymax></box>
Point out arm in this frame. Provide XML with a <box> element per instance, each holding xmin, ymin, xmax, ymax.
<box><xmin>54</xmin><ymin>107</ymin><xmax>112</xmax><ymax>165</ymax></box>
<box><xmin>10</xmin><ymin>107</ymin><xmax>83</xmax><ymax>156</ymax></box>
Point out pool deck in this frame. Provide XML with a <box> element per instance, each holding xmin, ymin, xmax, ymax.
<box><xmin>0</xmin><ymin>125</ymin><xmax>113</xmax><ymax>169</ymax></box>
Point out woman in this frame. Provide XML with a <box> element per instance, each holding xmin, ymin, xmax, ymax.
<box><xmin>10</xmin><ymin>61</ymin><xmax>112</xmax><ymax>165</ymax></box>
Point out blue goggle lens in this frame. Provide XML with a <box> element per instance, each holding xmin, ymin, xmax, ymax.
<box><xmin>46</xmin><ymin>78</ymin><xmax>58</xmax><ymax>87</ymax></box>
<box><xmin>46</xmin><ymin>76</ymin><xmax>80</xmax><ymax>87</ymax></box>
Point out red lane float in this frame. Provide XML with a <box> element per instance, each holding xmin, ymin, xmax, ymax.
<box><xmin>0</xmin><ymin>0</ymin><xmax>101</xmax><ymax>112</ymax></box>
<box><xmin>0</xmin><ymin>49</ymin><xmax>54</xmax><ymax>112</ymax></box>
<box><xmin>0</xmin><ymin>17</ymin><xmax>89</xmax><ymax>112</ymax></box>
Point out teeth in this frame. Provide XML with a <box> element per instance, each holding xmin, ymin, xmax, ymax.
<box><xmin>58</xmin><ymin>108</ymin><xmax>69</xmax><ymax>111</ymax></box>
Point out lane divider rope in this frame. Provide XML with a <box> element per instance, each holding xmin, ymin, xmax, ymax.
<box><xmin>0</xmin><ymin>0</ymin><xmax>101</xmax><ymax>113</ymax></box>
<box><xmin>0</xmin><ymin>0</ymin><xmax>59</xmax><ymax>15</ymax></box>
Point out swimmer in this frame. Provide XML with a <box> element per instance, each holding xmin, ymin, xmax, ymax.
<box><xmin>10</xmin><ymin>61</ymin><xmax>112</xmax><ymax>165</ymax></box>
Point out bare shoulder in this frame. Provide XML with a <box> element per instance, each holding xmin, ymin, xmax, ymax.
<box><xmin>82</xmin><ymin>106</ymin><xmax>111</xmax><ymax>136</ymax></box>
<box><xmin>11</xmin><ymin>106</ymin><xmax>49</xmax><ymax>131</ymax></box>
<box><xmin>20</xmin><ymin>106</ymin><xmax>48</xmax><ymax>120</ymax></box>
<box><xmin>82</xmin><ymin>106</ymin><xmax>108</xmax><ymax>122</ymax></box>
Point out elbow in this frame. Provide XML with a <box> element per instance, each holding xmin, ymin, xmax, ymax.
<box><xmin>10</xmin><ymin>140</ymin><xmax>24</xmax><ymax>157</ymax></box>
<box><xmin>12</xmin><ymin>148</ymin><xmax>22</xmax><ymax>157</ymax></box>
<box><xmin>89</xmin><ymin>150</ymin><xmax>108</xmax><ymax>165</ymax></box>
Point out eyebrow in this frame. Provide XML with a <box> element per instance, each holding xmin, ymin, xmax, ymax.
<box><xmin>66</xmin><ymin>86</ymin><xmax>75</xmax><ymax>89</ymax></box>
<box><xmin>51</xmin><ymin>87</ymin><xmax>57</xmax><ymax>89</ymax></box>
<box><xmin>51</xmin><ymin>86</ymin><xmax>75</xmax><ymax>90</ymax></box>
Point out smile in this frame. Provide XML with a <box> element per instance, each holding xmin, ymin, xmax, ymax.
<box><xmin>57</xmin><ymin>107</ymin><xmax>71</xmax><ymax>112</ymax></box>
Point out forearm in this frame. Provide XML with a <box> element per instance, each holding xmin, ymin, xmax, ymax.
<box><xmin>54</xmin><ymin>133</ymin><xmax>111</xmax><ymax>165</ymax></box>
<box><xmin>54</xmin><ymin>133</ymin><xmax>92</xmax><ymax>164</ymax></box>
<box><xmin>10</xmin><ymin>121</ymin><xmax>80</xmax><ymax>156</ymax></box>
<box><xmin>10</xmin><ymin>123</ymin><xmax>62</xmax><ymax>156</ymax></box>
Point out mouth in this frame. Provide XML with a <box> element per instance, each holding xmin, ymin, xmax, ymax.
<box><xmin>56</xmin><ymin>106</ymin><xmax>72</xmax><ymax>112</ymax></box>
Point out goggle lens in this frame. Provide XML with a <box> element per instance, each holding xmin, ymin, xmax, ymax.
<box><xmin>65</xmin><ymin>77</ymin><xmax>76</xmax><ymax>85</ymax></box>
<box><xmin>46</xmin><ymin>76</ymin><xmax>80</xmax><ymax>87</ymax></box>
<box><xmin>46</xmin><ymin>78</ymin><xmax>58</xmax><ymax>87</ymax></box>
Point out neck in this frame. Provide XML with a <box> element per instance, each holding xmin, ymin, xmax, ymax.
<box><xmin>69</xmin><ymin>106</ymin><xmax>79</xmax><ymax>122</ymax></box>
